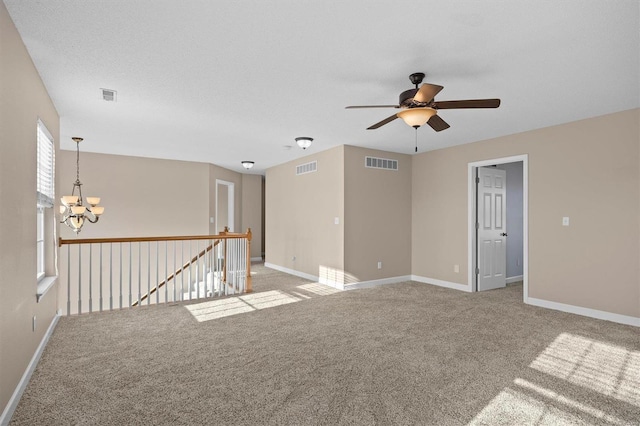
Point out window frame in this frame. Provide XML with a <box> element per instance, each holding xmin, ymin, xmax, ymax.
<box><xmin>36</xmin><ymin>119</ymin><xmax>57</xmax><ymax>300</ymax></box>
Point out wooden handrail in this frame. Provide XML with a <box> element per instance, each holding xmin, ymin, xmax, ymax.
<box><xmin>132</xmin><ymin>240</ymin><xmax>220</xmax><ymax>306</ymax></box>
<box><xmin>59</xmin><ymin>231</ymin><xmax>250</xmax><ymax>246</ymax></box>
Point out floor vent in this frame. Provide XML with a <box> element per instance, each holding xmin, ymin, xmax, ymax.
<box><xmin>365</xmin><ymin>156</ymin><xmax>398</xmax><ymax>171</ymax></box>
<box><xmin>296</xmin><ymin>160</ymin><xmax>317</xmax><ymax>175</ymax></box>
<box><xmin>101</xmin><ymin>88</ymin><xmax>117</xmax><ymax>102</ymax></box>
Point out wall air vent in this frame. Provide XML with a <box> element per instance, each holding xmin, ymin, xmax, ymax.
<box><xmin>101</xmin><ymin>88</ymin><xmax>117</xmax><ymax>102</ymax></box>
<box><xmin>365</xmin><ymin>156</ymin><xmax>398</xmax><ymax>171</ymax></box>
<box><xmin>296</xmin><ymin>160</ymin><xmax>317</xmax><ymax>175</ymax></box>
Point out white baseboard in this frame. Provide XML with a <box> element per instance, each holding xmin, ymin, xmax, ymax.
<box><xmin>263</xmin><ymin>264</ymin><xmax>413</xmax><ymax>292</ymax></box>
<box><xmin>0</xmin><ymin>314</ymin><xmax>60</xmax><ymax>426</ymax></box>
<box><xmin>250</xmin><ymin>257</ymin><xmax>263</xmax><ymax>262</ymax></box>
<box><xmin>264</xmin><ymin>263</ymin><xmax>319</xmax><ymax>282</ymax></box>
<box><xmin>527</xmin><ymin>297</ymin><xmax>640</xmax><ymax>327</ymax></box>
<box><xmin>506</xmin><ymin>275</ymin><xmax>524</xmax><ymax>284</ymax></box>
<box><xmin>411</xmin><ymin>275</ymin><xmax>472</xmax><ymax>292</ymax></box>
<box><xmin>344</xmin><ymin>275</ymin><xmax>412</xmax><ymax>291</ymax></box>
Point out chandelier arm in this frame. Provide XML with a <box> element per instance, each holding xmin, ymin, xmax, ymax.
<box><xmin>85</xmin><ymin>207</ymin><xmax>99</xmax><ymax>223</ymax></box>
<box><xmin>85</xmin><ymin>216</ymin><xmax>99</xmax><ymax>224</ymax></box>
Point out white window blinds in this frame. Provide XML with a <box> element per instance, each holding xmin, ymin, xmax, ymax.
<box><xmin>37</xmin><ymin>121</ymin><xmax>55</xmax><ymax>207</ymax></box>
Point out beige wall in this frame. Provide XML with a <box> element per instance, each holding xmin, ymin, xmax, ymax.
<box><xmin>412</xmin><ymin>108</ymin><xmax>640</xmax><ymax>317</ymax></box>
<box><xmin>266</xmin><ymin>146</ymin><xmax>345</xmax><ymax>279</ymax></box>
<box><xmin>241</xmin><ymin>174</ymin><xmax>263</xmax><ymax>259</ymax></box>
<box><xmin>58</xmin><ymin>151</ymin><xmax>210</xmax><ymax>240</ymax></box>
<box><xmin>57</xmin><ymin>151</ymin><xmax>252</xmax><ymax>240</ymax></box>
<box><xmin>0</xmin><ymin>2</ymin><xmax>60</xmax><ymax>414</ymax></box>
<box><xmin>344</xmin><ymin>146</ymin><xmax>412</xmax><ymax>282</ymax></box>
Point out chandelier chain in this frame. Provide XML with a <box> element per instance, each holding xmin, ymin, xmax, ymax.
<box><xmin>76</xmin><ymin>141</ymin><xmax>80</xmax><ymax>182</ymax></box>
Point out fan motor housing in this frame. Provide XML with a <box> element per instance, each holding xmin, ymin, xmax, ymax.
<box><xmin>399</xmin><ymin>88</ymin><xmax>419</xmax><ymax>107</ymax></box>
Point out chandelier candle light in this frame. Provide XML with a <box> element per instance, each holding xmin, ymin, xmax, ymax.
<box><xmin>60</xmin><ymin>137</ymin><xmax>104</xmax><ymax>233</ymax></box>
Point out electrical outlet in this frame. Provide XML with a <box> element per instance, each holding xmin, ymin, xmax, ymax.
<box><xmin>334</xmin><ymin>217</ymin><xmax>340</xmax><ymax>225</ymax></box>
<box><xmin>562</xmin><ymin>217</ymin><xmax>570</xmax><ymax>226</ymax></box>
<box><xmin>377</xmin><ymin>261</ymin><xmax>382</xmax><ymax>269</ymax></box>
<box><xmin>454</xmin><ymin>264</ymin><xmax>460</xmax><ymax>273</ymax></box>
<box><xmin>210</xmin><ymin>217</ymin><xmax>214</xmax><ymax>224</ymax></box>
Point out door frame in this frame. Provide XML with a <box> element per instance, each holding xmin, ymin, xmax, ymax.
<box><xmin>467</xmin><ymin>154</ymin><xmax>528</xmax><ymax>302</ymax></box>
<box><xmin>215</xmin><ymin>179</ymin><xmax>235</xmax><ymax>232</ymax></box>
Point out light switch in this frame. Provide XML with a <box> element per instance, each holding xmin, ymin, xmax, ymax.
<box><xmin>210</xmin><ymin>217</ymin><xmax>215</xmax><ymax>224</ymax></box>
<box><xmin>562</xmin><ymin>217</ymin><xmax>570</xmax><ymax>226</ymax></box>
<box><xmin>334</xmin><ymin>217</ymin><xmax>340</xmax><ymax>225</ymax></box>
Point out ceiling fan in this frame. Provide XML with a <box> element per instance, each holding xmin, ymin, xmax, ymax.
<box><xmin>346</xmin><ymin>72</ymin><xmax>500</xmax><ymax>131</ymax></box>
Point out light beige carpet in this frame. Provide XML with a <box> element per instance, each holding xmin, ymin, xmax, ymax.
<box><xmin>10</xmin><ymin>264</ymin><xmax>640</xmax><ymax>425</ymax></box>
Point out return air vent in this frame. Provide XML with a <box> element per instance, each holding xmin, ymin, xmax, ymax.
<box><xmin>101</xmin><ymin>88</ymin><xmax>117</xmax><ymax>102</ymax></box>
<box><xmin>296</xmin><ymin>160</ymin><xmax>317</xmax><ymax>175</ymax></box>
<box><xmin>365</xmin><ymin>156</ymin><xmax>398</xmax><ymax>171</ymax></box>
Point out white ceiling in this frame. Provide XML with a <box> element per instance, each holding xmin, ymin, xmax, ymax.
<box><xmin>5</xmin><ymin>0</ymin><xmax>639</xmax><ymax>174</ymax></box>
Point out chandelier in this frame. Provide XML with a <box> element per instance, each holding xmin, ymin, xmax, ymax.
<box><xmin>59</xmin><ymin>137</ymin><xmax>104</xmax><ymax>233</ymax></box>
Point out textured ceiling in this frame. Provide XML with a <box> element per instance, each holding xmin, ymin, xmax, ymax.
<box><xmin>5</xmin><ymin>0</ymin><xmax>639</xmax><ymax>174</ymax></box>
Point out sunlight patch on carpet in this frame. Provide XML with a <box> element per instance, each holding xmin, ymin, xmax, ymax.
<box><xmin>529</xmin><ymin>333</ymin><xmax>640</xmax><ymax>407</ymax></box>
<box><xmin>468</xmin><ymin>378</ymin><xmax>626</xmax><ymax>425</ymax></box>
<box><xmin>469</xmin><ymin>333</ymin><xmax>640</xmax><ymax>425</ymax></box>
<box><xmin>297</xmin><ymin>283</ymin><xmax>342</xmax><ymax>296</ymax></box>
<box><xmin>240</xmin><ymin>290</ymin><xmax>301</xmax><ymax>310</ymax></box>
<box><xmin>468</xmin><ymin>387</ymin><xmax>592</xmax><ymax>425</ymax></box>
<box><xmin>184</xmin><ymin>290</ymin><xmax>303</xmax><ymax>322</ymax></box>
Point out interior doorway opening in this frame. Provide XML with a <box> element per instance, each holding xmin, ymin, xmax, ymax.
<box><xmin>216</xmin><ymin>180</ymin><xmax>234</xmax><ymax>233</ymax></box>
<box><xmin>468</xmin><ymin>155</ymin><xmax>529</xmax><ymax>302</ymax></box>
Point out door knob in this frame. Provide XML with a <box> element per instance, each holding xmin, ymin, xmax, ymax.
<box><xmin>500</xmin><ymin>233</ymin><xmax>508</xmax><ymax>236</ymax></box>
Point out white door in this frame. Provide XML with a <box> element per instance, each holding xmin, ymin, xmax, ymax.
<box><xmin>477</xmin><ymin>167</ymin><xmax>507</xmax><ymax>291</ymax></box>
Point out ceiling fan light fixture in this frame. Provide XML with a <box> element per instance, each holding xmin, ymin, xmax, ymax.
<box><xmin>241</xmin><ymin>161</ymin><xmax>255</xmax><ymax>170</ymax></box>
<box><xmin>397</xmin><ymin>107</ymin><xmax>437</xmax><ymax>128</ymax></box>
<box><xmin>295</xmin><ymin>137</ymin><xmax>313</xmax><ymax>150</ymax></box>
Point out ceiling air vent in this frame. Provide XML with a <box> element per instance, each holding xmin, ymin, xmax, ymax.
<box><xmin>101</xmin><ymin>88</ymin><xmax>117</xmax><ymax>102</ymax></box>
<box><xmin>296</xmin><ymin>160</ymin><xmax>317</xmax><ymax>175</ymax></box>
<box><xmin>365</xmin><ymin>156</ymin><xmax>398</xmax><ymax>171</ymax></box>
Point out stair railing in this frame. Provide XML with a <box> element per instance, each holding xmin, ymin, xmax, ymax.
<box><xmin>58</xmin><ymin>228</ymin><xmax>252</xmax><ymax>315</ymax></box>
<box><xmin>132</xmin><ymin>240</ymin><xmax>219</xmax><ymax>306</ymax></box>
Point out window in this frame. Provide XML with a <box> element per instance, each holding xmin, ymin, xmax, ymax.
<box><xmin>36</xmin><ymin>120</ymin><xmax>54</xmax><ymax>282</ymax></box>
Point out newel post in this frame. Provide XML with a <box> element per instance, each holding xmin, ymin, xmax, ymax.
<box><xmin>220</xmin><ymin>227</ymin><xmax>228</xmax><ymax>283</ymax></box>
<box><xmin>246</xmin><ymin>228</ymin><xmax>252</xmax><ymax>293</ymax></box>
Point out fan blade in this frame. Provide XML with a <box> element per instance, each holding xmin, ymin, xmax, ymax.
<box><xmin>433</xmin><ymin>99</ymin><xmax>501</xmax><ymax>109</ymax></box>
<box><xmin>427</xmin><ymin>114</ymin><xmax>450</xmax><ymax>132</ymax></box>
<box><xmin>413</xmin><ymin>83</ymin><xmax>444</xmax><ymax>103</ymax></box>
<box><xmin>345</xmin><ymin>105</ymin><xmax>400</xmax><ymax>109</ymax></box>
<box><xmin>367</xmin><ymin>114</ymin><xmax>399</xmax><ymax>130</ymax></box>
